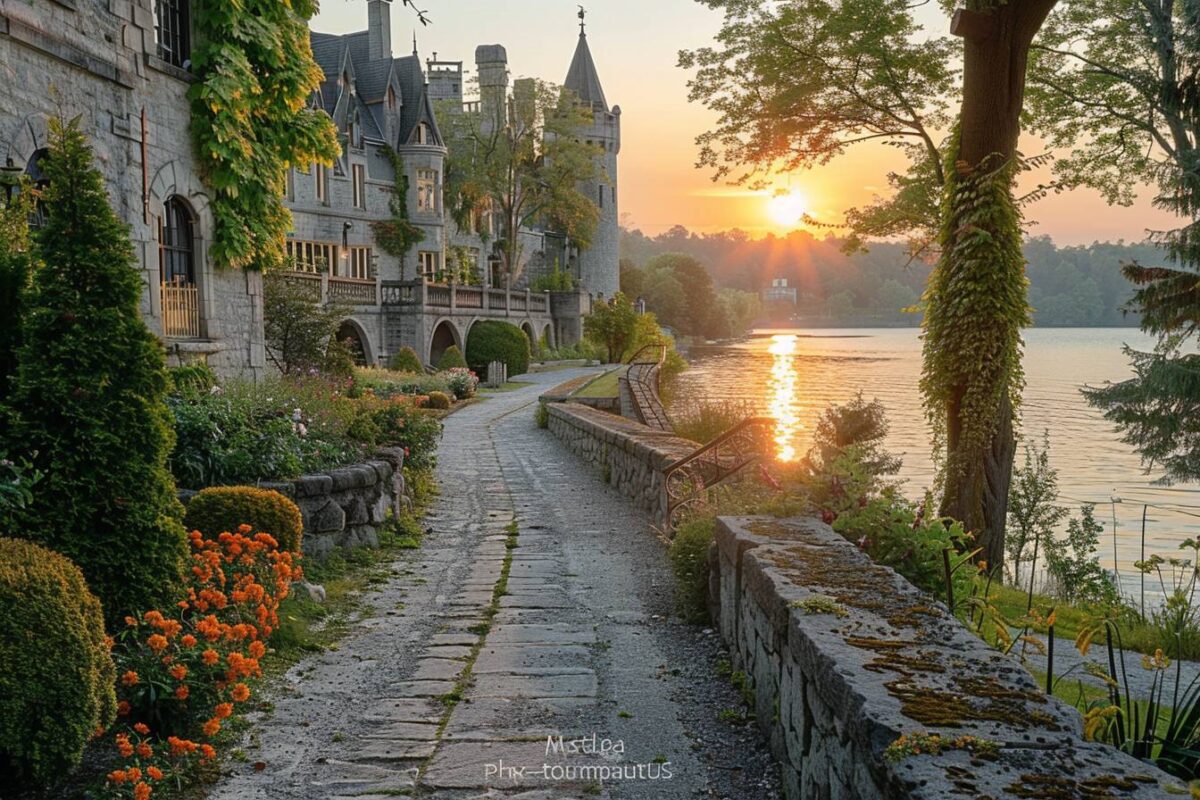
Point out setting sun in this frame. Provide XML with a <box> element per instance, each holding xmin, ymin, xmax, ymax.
<box><xmin>767</xmin><ymin>190</ymin><xmax>809</xmax><ymax>228</ymax></box>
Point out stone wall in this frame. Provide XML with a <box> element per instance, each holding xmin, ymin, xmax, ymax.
<box><xmin>546</xmin><ymin>402</ymin><xmax>696</xmax><ymax>522</ymax></box>
<box><xmin>710</xmin><ymin>516</ymin><xmax>1178</xmax><ymax>799</ymax></box>
<box><xmin>257</xmin><ymin>447</ymin><xmax>408</xmax><ymax>559</ymax></box>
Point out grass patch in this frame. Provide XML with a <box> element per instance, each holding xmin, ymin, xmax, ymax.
<box><xmin>571</xmin><ymin>367</ymin><xmax>625</xmax><ymax>399</ymax></box>
<box><xmin>669</xmin><ymin>516</ymin><xmax>716</xmax><ymax>624</ymax></box>
<box><xmin>670</xmin><ymin>399</ymin><xmax>755</xmax><ymax>444</ymax></box>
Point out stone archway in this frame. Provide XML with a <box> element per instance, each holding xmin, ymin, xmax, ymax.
<box><xmin>520</xmin><ymin>320</ymin><xmax>536</xmax><ymax>356</ymax></box>
<box><xmin>336</xmin><ymin>319</ymin><xmax>373</xmax><ymax>366</ymax></box>
<box><xmin>540</xmin><ymin>323</ymin><xmax>555</xmax><ymax>352</ymax></box>
<box><xmin>429</xmin><ymin>319</ymin><xmax>461</xmax><ymax>366</ymax></box>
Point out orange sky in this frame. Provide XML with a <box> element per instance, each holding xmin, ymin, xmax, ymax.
<box><xmin>314</xmin><ymin>0</ymin><xmax>1176</xmax><ymax>245</ymax></box>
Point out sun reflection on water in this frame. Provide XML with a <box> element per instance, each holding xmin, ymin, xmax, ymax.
<box><xmin>767</xmin><ymin>334</ymin><xmax>801</xmax><ymax>461</ymax></box>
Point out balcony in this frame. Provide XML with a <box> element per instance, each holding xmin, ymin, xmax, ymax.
<box><xmin>161</xmin><ymin>281</ymin><xmax>201</xmax><ymax>339</ymax></box>
<box><xmin>380</xmin><ymin>280</ymin><xmax>551</xmax><ymax>314</ymax></box>
<box><xmin>283</xmin><ymin>271</ymin><xmax>381</xmax><ymax>307</ymax></box>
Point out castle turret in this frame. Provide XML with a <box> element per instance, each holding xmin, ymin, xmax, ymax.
<box><xmin>564</xmin><ymin>11</ymin><xmax>620</xmax><ymax>299</ymax></box>
<box><xmin>475</xmin><ymin>44</ymin><xmax>509</xmax><ymax>133</ymax></box>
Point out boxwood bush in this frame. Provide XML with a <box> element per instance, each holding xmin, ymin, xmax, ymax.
<box><xmin>466</xmin><ymin>321</ymin><xmax>530</xmax><ymax>379</ymax></box>
<box><xmin>184</xmin><ymin>486</ymin><xmax>304</xmax><ymax>553</ymax></box>
<box><xmin>0</xmin><ymin>538</ymin><xmax>116</xmax><ymax>791</ymax></box>
<box><xmin>436</xmin><ymin>345</ymin><xmax>468</xmax><ymax>371</ymax></box>
<box><xmin>389</xmin><ymin>346</ymin><xmax>424</xmax><ymax>373</ymax></box>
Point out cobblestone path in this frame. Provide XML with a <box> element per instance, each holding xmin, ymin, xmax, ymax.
<box><xmin>210</xmin><ymin>370</ymin><xmax>781</xmax><ymax>800</ymax></box>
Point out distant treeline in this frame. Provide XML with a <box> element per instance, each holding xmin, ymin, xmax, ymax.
<box><xmin>620</xmin><ymin>226</ymin><xmax>1164</xmax><ymax>327</ymax></box>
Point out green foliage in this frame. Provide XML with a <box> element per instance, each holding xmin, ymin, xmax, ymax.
<box><xmin>669</xmin><ymin>516</ymin><xmax>717</xmax><ymax>623</ymax></box>
<box><xmin>369</xmin><ymin>403</ymin><xmax>442</xmax><ymax>472</ymax></box>
<box><xmin>0</xmin><ymin>538</ymin><xmax>116</xmax><ymax>791</ymax></box>
<box><xmin>679</xmin><ymin>0</ymin><xmax>954</xmax><ymax>251</ymax></box>
<box><xmin>806</xmin><ymin>392</ymin><xmax>901</xmax><ymax>479</ymax></box>
<box><xmin>639</xmin><ymin>253</ymin><xmax>724</xmax><ymax>338</ymax></box>
<box><xmin>355</xmin><ymin>367</ymin><xmax>453</xmax><ymax>398</ymax></box>
<box><xmin>920</xmin><ymin>144</ymin><xmax>1030</xmax><ymax>548</ymax></box>
<box><xmin>1043</xmin><ymin>505</ymin><xmax>1118</xmax><ymax>606</ymax></box>
<box><xmin>438</xmin><ymin>79</ymin><xmax>600</xmax><ymax>283</ymax></box>
<box><xmin>168</xmin><ymin>363</ymin><xmax>218</xmax><ymax>395</ymax></box>
<box><xmin>188</xmin><ymin>0</ymin><xmax>339</xmax><ymax>270</ymax></box>
<box><xmin>425</xmin><ymin>391</ymin><xmax>452</xmax><ymax>410</ymax></box>
<box><xmin>1006</xmin><ymin>432</ymin><xmax>1068</xmax><ymax>587</ymax></box>
<box><xmin>0</xmin><ymin>175</ymin><xmax>36</xmax><ymax>399</ymax></box>
<box><xmin>263</xmin><ymin>269</ymin><xmax>353</xmax><ymax>377</ymax></box>
<box><xmin>0</xmin><ymin>452</ymin><xmax>40</xmax><ymax>535</ymax></box>
<box><xmin>436</xmin><ymin>345</ymin><xmax>468</xmax><ymax>371</ymax></box>
<box><xmin>466</xmin><ymin>321</ymin><xmax>531</xmax><ymax>378</ymax></box>
<box><xmin>584</xmin><ymin>292</ymin><xmax>639</xmax><ymax>363</ymax></box>
<box><xmin>389</xmin><ymin>346</ymin><xmax>425</xmax><ymax>374</ymax></box>
<box><xmin>671</xmin><ymin>400</ymin><xmax>754</xmax><ymax>444</ymax></box>
<box><xmin>184</xmin><ymin>486</ymin><xmax>305</xmax><ymax>554</ymax></box>
<box><xmin>539</xmin><ymin>340</ymin><xmax>604</xmax><ymax>362</ymax></box>
<box><xmin>370</xmin><ymin>148</ymin><xmax>425</xmax><ymax>277</ymax></box>
<box><xmin>444</xmin><ymin>368</ymin><xmax>479</xmax><ymax>400</ymax></box>
<box><xmin>531</xmin><ymin>261</ymin><xmax>576</xmax><ymax>292</ymax></box>
<box><xmin>5</xmin><ymin>118</ymin><xmax>187</xmax><ymax>621</ymax></box>
<box><xmin>535</xmin><ymin>402</ymin><xmax>550</xmax><ymax>429</ymax></box>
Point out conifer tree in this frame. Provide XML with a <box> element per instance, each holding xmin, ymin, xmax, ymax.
<box><xmin>7</xmin><ymin>117</ymin><xmax>186</xmax><ymax>621</ymax></box>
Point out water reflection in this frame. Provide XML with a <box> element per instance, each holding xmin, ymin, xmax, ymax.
<box><xmin>768</xmin><ymin>334</ymin><xmax>801</xmax><ymax>462</ymax></box>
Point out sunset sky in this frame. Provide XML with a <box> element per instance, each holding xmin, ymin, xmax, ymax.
<box><xmin>315</xmin><ymin>0</ymin><xmax>1175</xmax><ymax>245</ymax></box>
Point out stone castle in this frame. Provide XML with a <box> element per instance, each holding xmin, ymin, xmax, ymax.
<box><xmin>0</xmin><ymin>0</ymin><xmax>620</xmax><ymax>373</ymax></box>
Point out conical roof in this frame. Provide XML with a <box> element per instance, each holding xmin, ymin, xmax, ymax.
<box><xmin>564</xmin><ymin>32</ymin><xmax>607</xmax><ymax>112</ymax></box>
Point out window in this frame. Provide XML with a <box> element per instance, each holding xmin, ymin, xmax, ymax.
<box><xmin>387</xmin><ymin>87</ymin><xmax>397</xmax><ymax>110</ymax></box>
<box><xmin>416</xmin><ymin>123</ymin><xmax>429</xmax><ymax>144</ymax></box>
<box><xmin>315</xmin><ymin>163</ymin><xmax>328</xmax><ymax>204</ymax></box>
<box><xmin>348</xmin><ymin>247</ymin><xmax>372</xmax><ymax>280</ymax></box>
<box><xmin>598</xmin><ymin>184</ymin><xmax>604</xmax><ymax>208</ymax></box>
<box><xmin>160</xmin><ymin>197</ymin><xmax>195</xmax><ymax>285</ymax></box>
<box><xmin>154</xmin><ymin>0</ymin><xmax>190</xmax><ymax>68</ymax></box>
<box><xmin>285</xmin><ymin>239</ymin><xmax>338</xmax><ymax>273</ymax></box>
<box><xmin>416</xmin><ymin>168</ymin><xmax>438</xmax><ymax>213</ymax></box>
<box><xmin>418</xmin><ymin>251</ymin><xmax>440</xmax><ymax>281</ymax></box>
<box><xmin>352</xmin><ymin>164</ymin><xmax>366</xmax><ymax>209</ymax></box>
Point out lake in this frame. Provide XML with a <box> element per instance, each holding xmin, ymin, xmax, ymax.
<box><xmin>673</xmin><ymin>327</ymin><xmax>1200</xmax><ymax>595</ymax></box>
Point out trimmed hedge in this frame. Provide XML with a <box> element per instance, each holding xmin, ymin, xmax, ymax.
<box><xmin>0</xmin><ymin>538</ymin><xmax>116</xmax><ymax>791</ymax></box>
<box><xmin>389</xmin><ymin>346</ymin><xmax>424</xmax><ymax>374</ymax></box>
<box><xmin>425</xmin><ymin>391</ymin><xmax>452</xmax><ymax>410</ymax></box>
<box><xmin>184</xmin><ymin>486</ymin><xmax>304</xmax><ymax>554</ymax></box>
<box><xmin>466</xmin><ymin>321</ymin><xmax>531</xmax><ymax>379</ymax></box>
<box><xmin>435</xmin><ymin>345</ymin><xmax>468</xmax><ymax>371</ymax></box>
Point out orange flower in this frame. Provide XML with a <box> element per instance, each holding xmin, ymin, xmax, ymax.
<box><xmin>169</xmin><ymin>664</ymin><xmax>188</xmax><ymax>681</ymax></box>
<box><xmin>175</xmin><ymin>685</ymin><xmax>190</xmax><ymax>701</ymax></box>
<box><xmin>147</xmin><ymin>634</ymin><xmax>168</xmax><ymax>653</ymax></box>
<box><xmin>107</xmin><ymin>770</ymin><xmax>128</xmax><ymax>784</ymax></box>
<box><xmin>124</xmin><ymin>616</ymin><xmax>138</xmax><ymax>627</ymax></box>
<box><xmin>127</xmin><ymin>767</ymin><xmax>142</xmax><ymax>782</ymax></box>
<box><xmin>202</xmin><ymin>649</ymin><xmax>220</xmax><ymax>666</ymax></box>
<box><xmin>214</xmin><ymin>702</ymin><xmax>234</xmax><ymax>720</ymax></box>
<box><xmin>248</xmin><ymin>641</ymin><xmax>266</xmax><ymax>659</ymax></box>
<box><xmin>202</xmin><ymin>718</ymin><xmax>221</xmax><ymax>737</ymax></box>
<box><xmin>143</xmin><ymin>610</ymin><xmax>164</xmax><ymax>626</ymax></box>
<box><xmin>117</xmin><ymin>700</ymin><xmax>131</xmax><ymax>717</ymax></box>
<box><xmin>168</xmin><ymin>736</ymin><xmax>198</xmax><ymax>756</ymax></box>
<box><xmin>200</xmin><ymin>744</ymin><xmax>216</xmax><ymax>761</ymax></box>
<box><xmin>231</xmin><ymin>683</ymin><xmax>251</xmax><ymax>702</ymax></box>
<box><xmin>115</xmin><ymin>733</ymin><xmax>134</xmax><ymax>758</ymax></box>
<box><xmin>133</xmin><ymin>781</ymin><xmax>152</xmax><ymax>800</ymax></box>
<box><xmin>134</xmin><ymin>722</ymin><xmax>150</xmax><ymax>735</ymax></box>
<box><xmin>181</xmin><ymin>634</ymin><xmax>198</xmax><ymax>648</ymax></box>
<box><xmin>137</xmin><ymin>742</ymin><xmax>153</xmax><ymax>759</ymax></box>
<box><xmin>146</xmin><ymin>766</ymin><xmax>163</xmax><ymax>781</ymax></box>
<box><xmin>121</xmin><ymin>670</ymin><xmax>139</xmax><ymax>687</ymax></box>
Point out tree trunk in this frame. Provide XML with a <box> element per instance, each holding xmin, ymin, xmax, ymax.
<box><xmin>941</xmin><ymin>1</ymin><xmax>1056</xmax><ymax>570</ymax></box>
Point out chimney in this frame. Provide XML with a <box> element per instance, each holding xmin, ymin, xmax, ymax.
<box><xmin>368</xmin><ymin>0</ymin><xmax>392</xmax><ymax>60</ymax></box>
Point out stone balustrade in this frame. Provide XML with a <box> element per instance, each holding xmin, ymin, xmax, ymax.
<box><xmin>710</xmin><ymin>515</ymin><xmax>1178</xmax><ymax>799</ymax></box>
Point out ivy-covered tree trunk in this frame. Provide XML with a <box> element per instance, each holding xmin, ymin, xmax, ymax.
<box><xmin>923</xmin><ymin>2</ymin><xmax>1056</xmax><ymax>570</ymax></box>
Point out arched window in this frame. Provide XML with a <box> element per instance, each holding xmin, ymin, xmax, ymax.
<box><xmin>154</xmin><ymin>0</ymin><xmax>190</xmax><ymax>68</ymax></box>
<box><xmin>387</xmin><ymin>86</ymin><xmax>397</xmax><ymax>110</ymax></box>
<box><xmin>160</xmin><ymin>196</ymin><xmax>195</xmax><ymax>286</ymax></box>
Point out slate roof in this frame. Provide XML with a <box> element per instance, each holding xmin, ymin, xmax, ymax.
<box><xmin>564</xmin><ymin>32</ymin><xmax>607</xmax><ymax>111</ymax></box>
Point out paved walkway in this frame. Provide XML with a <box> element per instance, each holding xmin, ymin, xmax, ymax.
<box><xmin>210</xmin><ymin>370</ymin><xmax>780</xmax><ymax>799</ymax></box>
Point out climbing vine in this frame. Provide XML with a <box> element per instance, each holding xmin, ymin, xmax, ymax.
<box><xmin>188</xmin><ymin>0</ymin><xmax>339</xmax><ymax>271</ymax></box>
<box><xmin>369</xmin><ymin>148</ymin><xmax>425</xmax><ymax>279</ymax></box>
<box><xmin>919</xmin><ymin>139</ymin><xmax>1030</xmax><ymax>499</ymax></box>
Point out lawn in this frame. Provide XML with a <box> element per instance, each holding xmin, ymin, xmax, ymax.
<box><xmin>571</xmin><ymin>366</ymin><xmax>626</xmax><ymax>399</ymax></box>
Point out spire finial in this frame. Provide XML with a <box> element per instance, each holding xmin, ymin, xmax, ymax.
<box><xmin>412</xmin><ymin>31</ymin><xmax>418</xmax><ymax>55</ymax></box>
<box><xmin>577</xmin><ymin>5</ymin><xmax>586</xmax><ymax>35</ymax></box>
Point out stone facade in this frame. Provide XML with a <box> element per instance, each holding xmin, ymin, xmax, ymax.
<box><xmin>256</xmin><ymin>447</ymin><xmax>408</xmax><ymax>559</ymax></box>
<box><xmin>0</xmin><ymin>0</ymin><xmax>265</xmax><ymax>379</ymax></box>
<box><xmin>545</xmin><ymin>402</ymin><xmax>696</xmax><ymax>521</ymax></box>
<box><xmin>711</xmin><ymin>516</ymin><xmax>1177</xmax><ymax>799</ymax></box>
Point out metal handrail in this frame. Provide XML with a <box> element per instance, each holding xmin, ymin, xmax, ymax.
<box><xmin>662</xmin><ymin>416</ymin><xmax>777</xmax><ymax>527</ymax></box>
<box><xmin>625</xmin><ymin>342</ymin><xmax>666</xmax><ymax>365</ymax></box>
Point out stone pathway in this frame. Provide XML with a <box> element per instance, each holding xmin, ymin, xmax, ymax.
<box><xmin>210</xmin><ymin>370</ymin><xmax>781</xmax><ymax>800</ymax></box>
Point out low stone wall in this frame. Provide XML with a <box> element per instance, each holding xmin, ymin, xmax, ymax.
<box><xmin>711</xmin><ymin>516</ymin><xmax>1177</xmax><ymax>799</ymax></box>
<box><xmin>255</xmin><ymin>447</ymin><xmax>408</xmax><ymax>559</ymax></box>
<box><xmin>546</xmin><ymin>403</ymin><xmax>696</xmax><ymax>522</ymax></box>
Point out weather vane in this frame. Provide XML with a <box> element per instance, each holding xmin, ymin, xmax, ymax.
<box><xmin>578</xmin><ymin>5</ymin><xmax>586</xmax><ymax>34</ymax></box>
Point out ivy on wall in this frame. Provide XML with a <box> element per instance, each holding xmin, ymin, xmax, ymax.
<box><xmin>189</xmin><ymin>0</ymin><xmax>340</xmax><ymax>271</ymax></box>
<box><xmin>369</xmin><ymin>148</ymin><xmax>425</xmax><ymax>279</ymax></box>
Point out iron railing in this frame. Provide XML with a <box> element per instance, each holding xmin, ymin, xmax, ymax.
<box><xmin>663</xmin><ymin>416</ymin><xmax>777</xmax><ymax>527</ymax></box>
